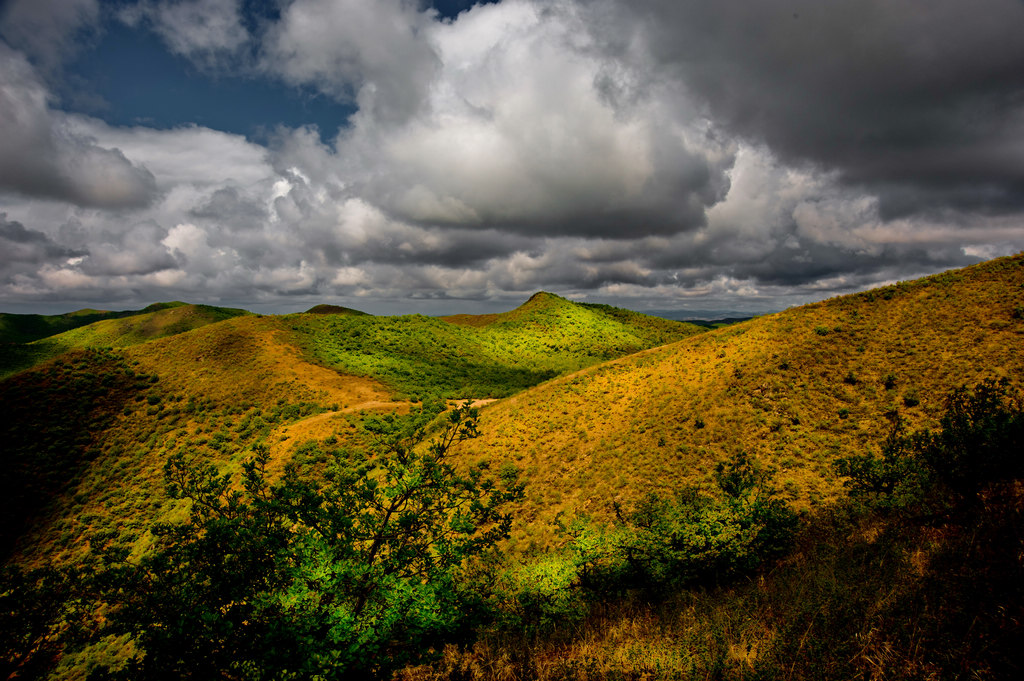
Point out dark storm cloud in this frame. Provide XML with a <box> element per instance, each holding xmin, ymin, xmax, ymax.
<box><xmin>0</xmin><ymin>45</ymin><xmax>158</xmax><ymax>209</ymax></box>
<box><xmin>0</xmin><ymin>213</ymin><xmax>84</xmax><ymax>264</ymax></box>
<box><xmin>625</xmin><ymin>0</ymin><xmax>1024</xmax><ymax>217</ymax></box>
<box><xmin>0</xmin><ymin>0</ymin><xmax>99</xmax><ymax>72</ymax></box>
<box><xmin>0</xmin><ymin>213</ymin><xmax>87</xmax><ymax>285</ymax></box>
<box><xmin>327</xmin><ymin>227</ymin><xmax>533</xmax><ymax>268</ymax></box>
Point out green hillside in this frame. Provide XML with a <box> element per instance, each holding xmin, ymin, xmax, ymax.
<box><xmin>296</xmin><ymin>292</ymin><xmax>703</xmax><ymax>399</ymax></box>
<box><xmin>0</xmin><ymin>294</ymin><xmax>699</xmax><ymax>569</ymax></box>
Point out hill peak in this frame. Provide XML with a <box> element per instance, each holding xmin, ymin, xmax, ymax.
<box><xmin>304</xmin><ymin>304</ymin><xmax>369</xmax><ymax>316</ymax></box>
<box><xmin>524</xmin><ymin>291</ymin><xmax>565</xmax><ymax>303</ymax></box>
<box><xmin>141</xmin><ymin>301</ymin><xmax>189</xmax><ymax>313</ymax></box>
<box><xmin>518</xmin><ymin>291</ymin><xmax>572</xmax><ymax>310</ymax></box>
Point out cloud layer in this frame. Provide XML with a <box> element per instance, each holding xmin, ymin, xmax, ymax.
<box><xmin>1</xmin><ymin>0</ymin><xmax>1023</xmax><ymax>314</ymax></box>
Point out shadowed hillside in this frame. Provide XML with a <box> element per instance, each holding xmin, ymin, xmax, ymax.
<box><xmin>3</xmin><ymin>313</ymin><xmax>396</xmax><ymax>566</ymax></box>
<box><xmin>460</xmin><ymin>254</ymin><xmax>1024</xmax><ymax>549</ymax></box>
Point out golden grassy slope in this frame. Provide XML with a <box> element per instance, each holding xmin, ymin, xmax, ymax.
<box><xmin>123</xmin><ymin>314</ymin><xmax>393</xmax><ymax>408</ymax></box>
<box><xmin>462</xmin><ymin>255</ymin><xmax>1024</xmax><ymax>549</ymax></box>
<box><xmin>8</xmin><ymin>315</ymin><xmax>400</xmax><ymax>567</ymax></box>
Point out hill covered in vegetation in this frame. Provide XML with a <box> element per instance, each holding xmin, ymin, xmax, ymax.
<box><xmin>2</xmin><ymin>256</ymin><xmax>1022</xmax><ymax>680</ymax></box>
<box><xmin>0</xmin><ymin>294</ymin><xmax>700</xmax><ymax>569</ymax></box>
<box><xmin>460</xmin><ymin>255</ymin><xmax>1024</xmax><ymax>548</ymax></box>
<box><xmin>296</xmin><ymin>292</ymin><xmax>703</xmax><ymax>399</ymax></box>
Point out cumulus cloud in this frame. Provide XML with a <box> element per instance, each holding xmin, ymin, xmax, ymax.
<box><xmin>263</xmin><ymin>0</ymin><xmax>439</xmax><ymax>123</ymax></box>
<box><xmin>0</xmin><ymin>45</ymin><xmax>158</xmax><ymax>208</ymax></box>
<box><xmin>332</xmin><ymin>0</ymin><xmax>733</xmax><ymax>237</ymax></box>
<box><xmin>2</xmin><ymin>0</ymin><xmax>1024</xmax><ymax>314</ymax></box>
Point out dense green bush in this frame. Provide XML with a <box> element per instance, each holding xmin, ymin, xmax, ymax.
<box><xmin>605</xmin><ymin>453</ymin><xmax>798</xmax><ymax>590</ymax></box>
<box><xmin>88</xmin><ymin>403</ymin><xmax>523</xmax><ymax>680</ymax></box>
<box><xmin>497</xmin><ymin>453</ymin><xmax>798</xmax><ymax>637</ymax></box>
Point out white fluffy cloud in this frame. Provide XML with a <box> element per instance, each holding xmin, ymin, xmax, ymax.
<box><xmin>263</xmin><ymin>0</ymin><xmax>439</xmax><ymax>122</ymax></box>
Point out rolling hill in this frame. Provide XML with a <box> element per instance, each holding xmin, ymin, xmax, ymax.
<box><xmin>0</xmin><ymin>303</ymin><xmax>250</xmax><ymax>379</ymax></box>
<box><xmin>292</xmin><ymin>292</ymin><xmax>703</xmax><ymax>399</ymax></box>
<box><xmin>0</xmin><ymin>306</ymin><xmax>156</xmax><ymax>345</ymax></box>
<box><xmin>456</xmin><ymin>254</ymin><xmax>1024</xmax><ymax>549</ymax></box>
<box><xmin>0</xmin><ymin>295</ymin><xmax>701</xmax><ymax>566</ymax></box>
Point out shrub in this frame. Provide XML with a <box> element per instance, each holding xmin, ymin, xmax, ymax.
<box><xmin>835</xmin><ymin>380</ymin><xmax>1024</xmax><ymax>512</ymax></box>
<box><xmin>89</xmin><ymin>403</ymin><xmax>524</xmax><ymax>680</ymax></box>
<box><xmin>920</xmin><ymin>378</ymin><xmax>1024</xmax><ymax>500</ymax></box>
<box><xmin>577</xmin><ymin>453</ymin><xmax>797</xmax><ymax>592</ymax></box>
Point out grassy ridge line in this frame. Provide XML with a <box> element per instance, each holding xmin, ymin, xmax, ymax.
<box><xmin>0</xmin><ymin>304</ymin><xmax>249</xmax><ymax>379</ymax></box>
<box><xmin>462</xmin><ymin>254</ymin><xmax>1024</xmax><ymax>550</ymax></box>
<box><xmin>297</xmin><ymin>293</ymin><xmax>704</xmax><ymax>399</ymax></box>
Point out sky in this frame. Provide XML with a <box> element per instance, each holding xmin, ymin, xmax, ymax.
<box><xmin>1</xmin><ymin>0</ymin><xmax>1023</xmax><ymax>316</ymax></box>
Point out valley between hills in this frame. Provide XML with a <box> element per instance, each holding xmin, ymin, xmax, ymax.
<box><xmin>2</xmin><ymin>254</ymin><xmax>1023</xmax><ymax>680</ymax></box>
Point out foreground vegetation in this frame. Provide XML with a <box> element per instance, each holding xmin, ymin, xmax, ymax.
<box><xmin>3</xmin><ymin>380</ymin><xmax>1021</xmax><ymax>680</ymax></box>
<box><xmin>408</xmin><ymin>380</ymin><xmax>1023</xmax><ymax>680</ymax></box>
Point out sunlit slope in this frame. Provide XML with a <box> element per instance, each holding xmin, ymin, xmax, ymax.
<box><xmin>464</xmin><ymin>255</ymin><xmax>1024</xmax><ymax>547</ymax></box>
<box><xmin>122</xmin><ymin>314</ymin><xmax>392</xmax><ymax>407</ymax></box>
<box><xmin>0</xmin><ymin>303</ymin><xmax>250</xmax><ymax>378</ymax></box>
<box><xmin>299</xmin><ymin>293</ymin><xmax>703</xmax><ymax>398</ymax></box>
<box><xmin>0</xmin><ymin>306</ymin><xmax>148</xmax><ymax>344</ymax></box>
